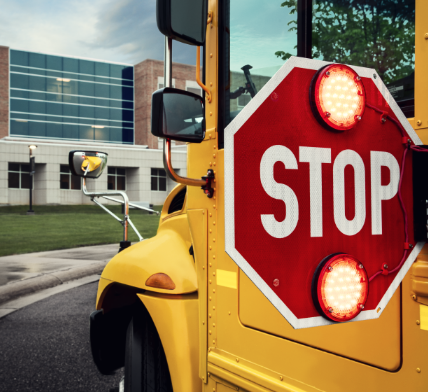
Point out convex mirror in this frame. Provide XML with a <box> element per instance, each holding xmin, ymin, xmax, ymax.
<box><xmin>156</xmin><ymin>0</ymin><xmax>208</xmax><ymax>46</ymax></box>
<box><xmin>151</xmin><ymin>87</ymin><xmax>205</xmax><ymax>143</ymax></box>
<box><xmin>68</xmin><ymin>151</ymin><xmax>108</xmax><ymax>178</ymax></box>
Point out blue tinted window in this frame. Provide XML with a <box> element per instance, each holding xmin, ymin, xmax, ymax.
<box><xmin>29</xmin><ymin>100</ymin><xmax>46</xmax><ymax>114</ymax></box>
<box><xmin>110</xmin><ymin>85</ymin><xmax>122</xmax><ymax>100</ymax></box>
<box><xmin>95</xmin><ymin>62</ymin><xmax>109</xmax><ymax>77</ymax></box>
<box><xmin>46</xmin><ymin>55</ymin><xmax>62</xmax><ymax>71</ymax></box>
<box><xmin>122</xmin><ymin>67</ymin><xmax>133</xmax><ymax>80</ymax></box>
<box><xmin>122</xmin><ymin>87</ymin><xmax>133</xmax><ymax>101</ymax></box>
<box><xmin>80</xmin><ymin>125</ymin><xmax>94</xmax><ymax>140</ymax></box>
<box><xmin>62</xmin><ymin>104</ymin><xmax>79</xmax><ymax>117</ymax></box>
<box><xmin>46</xmin><ymin>123</ymin><xmax>61</xmax><ymax>137</ymax></box>
<box><xmin>123</xmin><ymin>110</ymin><xmax>133</xmax><ymax>122</ymax></box>
<box><xmin>30</xmin><ymin>121</ymin><xmax>46</xmax><ymax>136</ymax></box>
<box><xmin>79</xmin><ymin>106</ymin><xmax>94</xmax><ymax>118</ymax></box>
<box><xmin>11</xmin><ymin>90</ymin><xmax>29</xmax><ymax>99</ymax></box>
<box><xmin>110</xmin><ymin>64</ymin><xmax>125</xmax><ymax>79</ymax></box>
<box><xmin>95</xmin><ymin>107</ymin><xmax>109</xmax><ymax>119</ymax></box>
<box><xmin>79</xmin><ymin>81</ymin><xmax>95</xmax><ymax>96</ymax></box>
<box><xmin>46</xmin><ymin>102</ymin><xmax>62</xmax><ymax>116</ymax></box>
<box><xmin>29</xmin><ymin>53</ymin><xmax>45</xmax><ymax>68</ymax></box>
<box><xmin>29</xmin><ymin>91</ymin><xmax>46</xmax><ymax>101</ymax></box>
<box><xmin>11</xmin><ymin>74</ymin><xmax>29</xmax><ymax>89</ymax></box>
<box><xmin>110</xmin><ymin>108</ymin><xmax>122</xmax><ymax>121</ymax></box>
<box><xmin>63</xmin><ymin>57</ymin><xmax>78</xmax><ymax>73</ymax></box>
<box><xmin>95</xmin><ymin>83</ymin><xmax>109</xmax><ymax>98</ymax></box>
<box><xmin>29</xmin><ymin>75</ymin><xmax>45</xmax><ymax>91</ymax></box>
<box><xmin>11</xmin><ymin>120</ymin><xmax>29</xmax><ymax>135</ymax></box>
<box><xmin>63</xmin><ymin>124</ymin><xmax>78</xmax><ymax>139</ymax></box>
<box><xmin>79</xmin><ymin>60</ymin><xmax>95</xmax><ymax>75</ymax></box>
<box><xmin>11</xmin><ymin>99</ymin><xmax>29</xmax><ymax>112</ymax></box>
<box><xmin>11</xmin><ymin>50</ymin><xmax>28</xmax><ymax>66</ymax></box>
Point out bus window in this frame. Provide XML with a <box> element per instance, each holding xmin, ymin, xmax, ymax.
<box><xmin>311</xmin><ymin>0</ymin><xmax>415</xmax><ymax>117</ymax></box>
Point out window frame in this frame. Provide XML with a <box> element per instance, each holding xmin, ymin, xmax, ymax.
<box><xmin>107</xmin><ymin>167</ymin><xmax>127</xmax><ymax>191</ymax></box>
<box><xmin>151</xmin><ymin>168</ymin><xmax>167</xmax><ymax>192</ymax></box>
<box><xmin>59</xmin><ymin>164</ymin><xmax>82</xmax><ymax>191</ymax></box>
<box><xmin>8</xmin><ymin>163</ymin><xmax>33</xmax><ymax>189</ymax></box>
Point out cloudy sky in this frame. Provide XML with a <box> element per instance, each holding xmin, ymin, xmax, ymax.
<box><xmin>0</xmin><ymin>0</ymin><xmax>196</xmax><ymax>65</ymax></box>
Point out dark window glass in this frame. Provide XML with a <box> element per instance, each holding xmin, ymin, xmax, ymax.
<box><xmin>108</xmin><ymin>167</ymin><xmax>115</xmax><ymax>175</ymax></box>
<box><xmin>10</xmin><ymin>112</ymin><xmax>28</xmax><ymax>120</ymax></box>
<box><xmin>107</xmin><ymin>176</ymin><xmax>115</xmax><ymax>190</ymax></box>
<box><xmin>109</xmin><ymin>100</ymin><xmax>123</xmax><ymax>109</ymax></box>
<box><xmin>80</xmin><ymin>125</ymin><xmax>94</xmax><ymax>140</ymax></box>
<box><xmin>71</xmin><ymin>175</ymin><xmax>81</xmax><ymax>190</ymax></box>
<box><xmin>109</xmin><ymin>128</ymin><xmax>122</xmax><ymax>142</ymax></box>
<box><xmin>159</xmin><ymin>169</ymin><xmax>166</xmax><ymax>177</ymax></box>
<box><xmin>60</xmin><ymin>165</ymin><xmax>69</xmax><ymax>173</ymax></box>
<box><xmin>11</xmin><ymin>99</ymin><xmax>29</xmax><ymax>112</ymax></box>
<box><xmin>29</xmin><ymin>53</ymin><xmax>45</xmax><ymax>69</ymax></box>
<box><xmin>8</xmin><ymin>172</ymin><xmax>19</xmax><ymax>188</ymax></box>
<box><xmin>9</xmin><ymin>163</ymin><xmax>20</xmax><ymax>171</ymax></box>
<box><xmin>122</xmin><ymin>128</ymin><xmax>134</xmax><ymax>143</ymax></box>
<box><xmin>62</xmin><ymin>93</ymin><xmax>79</xmax><ymax>105</ymax></box>
<box><xmin>29</xmin><ymin>75</ymin><xmax>46</xmax><ymax>91</ymax></box>
<box><xmin>28</xmin><ymin>68</ymin><xmax>46</xmax><ymax>77</ymax></box>
<box><xmin>63</xmin><ymin>124</ymin><xmax>78</xmax><ymax>139</ymax></box>
<box><xmin>151</xmin><ymin>177</ymin><xmax>157</xmax><ymax>191</ymax></box>
<box><xmin>96</xmin><ymin>98</ymin><xmax>111</xmax><ymax>108</ymax></box>
<box><xmin>63</xmin><ymin>57</ymin><xmax>79</xmax><ymax>73</ymax></box>
<box><xmin>11</xmin><ymin>74</ymin><xmax>29</xmax><ymax>89</ymax></box>
<box><xmin>79</xmin><ymin>74</ymin><xmax>95</xmax><ymax>82</ymax></box>
<box><xmin>116</xmin><ymin>168</ymin><xmax>126</xmax><ymax>175</ymax></box>
<box><xmin>95</xmin><ymin>83</ymin><xmax>109</xmax><ymax>99</ymax></box>
<box><xmin>79</xmin><ymin>82</ymin><xmax>95</xmax><ymax>97</ymax></box>
<box><xmin>95</xmin><ymin>62</ymin><xmax>109</xmax><ymax>77</ymax></box>
<box><xmin>60</xmin><ymin>174</ymin><xmax>70</xmax><ymax>189</ymax></box>
<box><xmin>122</xmin><ymin>110</ymin><xmax>133</xmax><ymax>122</ymax></box>
<box><xmin>21</xmin><ymin>164</ymin><xmax>30</xmax><ymax>173</ymax></box>
<box><xmin>46</xmin><ymin>55</ymin><xmax>62</xmax><ymax>71</ymax></box>
<box><xmin>122</xmin><ymin>67</ymin><xmax>133</xmax><ymax>80</ymax></box>
<box><xmin>63</xmin><ymin>104</ymin><xmax>79</xmax><ymax>117</ymax></box>
<box><xmin>116</xmin><ymin>176</ymin><xmax>126</xmax><ymax>190</ymax></box>
<box><xmin>10</xmin><ymin>66</ymin><xmax>27</xmax><ymax>73</ymax></box>
<box><xmin>122</xmin><ymin>101</ymin><xmax>134</xmax><ymax>110</ymax></box>
<box><xmin>159</xmin><ymin>177</ymin><xmax>167</xmax><ymax>191</ymax></box>
<box><xmin>29</xmin><ymin>91</ymin><xmax>46</xmax><ymax>101</ymax></box>
<box><xmin>95</xmin><ymin>107</ymin><xmax>109</xmax><ymax>119</ymax></box>
<box><xmin>110</xmin><ymin>108</ymin><xmax>122</xmax><ymax>121</ymax></box>
<box><xmin>11</xmin><ymin>120</ymin><xmax>29</xmax><ymax>135</ymax></box>
<box><xmin>21</xmin><ymin>173</ymin><xmax>31</xmax><ymax>189</ymax></box>
<box><xmin>11</xmin><ymin>50</ymin><xmax>29</xmax><ymax>66</ymax></box>
<box><xmin>122</xmin><ymin>87</ymin><xmax>133</xmax><ymax>101</ymax></box>
<box><xmin>80</xmin><ymin>60</ymin><xmax>95</xmax><ymax>75</ymax></box>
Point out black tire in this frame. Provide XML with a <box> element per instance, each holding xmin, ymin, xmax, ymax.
<box><xmin>124</xmin><ymin>304</ymin><xmax>173</xmax><ymax>392</ymax></box>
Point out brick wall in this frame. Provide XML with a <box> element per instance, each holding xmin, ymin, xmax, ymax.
<box><xmin>0</xmin><ymin>46</ymin><xmax>9</xmax><ymax>139</ymax></box>
<box><xmin>134</xmin><ymin>59</ymin><xmax>197</xmax><ymax>149</ymax></box>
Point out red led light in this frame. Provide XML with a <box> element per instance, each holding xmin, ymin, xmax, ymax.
<box><xmin>312</xmin><ymin>254</ymin><xmax>369</xmax><ymax>322</ymax></box>
<box><xmin>310</xmin><ymin>64</ymin><xmax>366</xmax><ymax>131</ymax></box>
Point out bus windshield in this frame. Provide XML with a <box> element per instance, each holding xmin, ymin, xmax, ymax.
<box><xmin>220</xmin><ymin>0</ymin><xmax>415</xmax><ymax>145</ymax></box>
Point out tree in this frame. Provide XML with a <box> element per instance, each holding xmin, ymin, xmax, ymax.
<box><xmin>275</xmin><ymin>0</ymin><xmax>415</xmax><ymax>84</ymax></box>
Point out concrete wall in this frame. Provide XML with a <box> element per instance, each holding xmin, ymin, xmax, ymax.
<box><xmin>0</xmin><ymin>46</ymin><xmax>8</xmax><ymax>140</ymax></box>
<box><xmin>0</xmin><ymin>139</ymin><xmax>187</xmax><ymax>206</ymax></box>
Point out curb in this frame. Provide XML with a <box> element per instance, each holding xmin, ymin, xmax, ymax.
<box><xmin>0</xmin><ymin>261</ymin><xmax>107</xmax><ymax>306</ymax></box>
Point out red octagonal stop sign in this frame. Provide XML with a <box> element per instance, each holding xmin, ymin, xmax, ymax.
<box><xmin>225</xmin><ymin>57</ymin><xmax>424</xmax><ymax>329</ymax></box>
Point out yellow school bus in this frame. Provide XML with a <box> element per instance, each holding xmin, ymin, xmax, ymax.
<box><xmin>74</xmin><ymin>1</ymin><xmax>428</xmax><ymax>391</ymax></box>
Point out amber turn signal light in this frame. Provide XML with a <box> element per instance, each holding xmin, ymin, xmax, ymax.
<box><xmin>145</xmin><ymin>273</ymin><xmax>176</xmax><ymax>290</ymax></box>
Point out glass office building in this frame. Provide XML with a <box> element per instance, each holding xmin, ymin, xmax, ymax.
<box><xmin>9</xmin><ymin>50</ymin><xmax>134</xmax><ymax>144</ymax></box>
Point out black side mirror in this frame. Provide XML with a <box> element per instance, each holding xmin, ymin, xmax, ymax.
<box><xmin>151</xmin><ymin>87</ymin><xmax>205</xmax><ymax>143</ymax></box>
<box><xmin>156</xmin><ymin>0</ymin><xmax>208</xmax><ymax>46</ymax></box>
<box><xmin>68</xmin><ymin>151</ymin><xmax>108</xmax><ymax>178</ymax></box>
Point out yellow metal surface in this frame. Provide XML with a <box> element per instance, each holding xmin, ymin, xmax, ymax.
<box><xmin>101</xmin><ymin>213</ymin><xmax>196</xmax><ymax>294</ymax></box>
<box><xmin>137</xmin><ymin>292</ymin><xmax>201</xmax><ymax>392</ymax></box>
<box><xmin>239</xmin><ymin>270</ymin><xmax>401</xmax><ymax>370</ymax></box>
<box><xmin>217</xmin><ymin>270</ymin><xmax>237</xmax><ymax>289</ymax></box>
<box><xmin>420</xmin><ymin>305</ymin><xmax>428</xmax><ymax>331</ymax></box>
<box><xmin>187</xmin><ymin>209</ymin><xmax>209</xmax><ymax>382</ymax></box>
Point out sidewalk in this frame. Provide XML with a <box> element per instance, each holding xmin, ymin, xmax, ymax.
<box><xmin>0</xmin><ymin>244</ymin><xmax>119</xmax><ymax>305</ymax></box>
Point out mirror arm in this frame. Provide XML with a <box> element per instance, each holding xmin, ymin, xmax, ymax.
<box><xmin>196</xmin><ymin>46</ymin><xmax>211</xmax><ymax>103</ymax></box>
<box><xmin>92</xmin><ymin>197</ymin><xmax>122</xmax><ymax>223</ymax></box>
<box><xmin>101</xmin><ymin>195</ymin><xmax>159</xmax><ymax>215</ymax></box>
<box><xmin>82</xmin><ymin>178</ymin><xmax>130</xmax><ymax>246</ymax></box>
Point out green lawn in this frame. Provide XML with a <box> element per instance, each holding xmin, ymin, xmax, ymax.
<box><xmin>0</xmin><ymin>204</ymin><xmax>162</xmax><ymax>257</ymax></box>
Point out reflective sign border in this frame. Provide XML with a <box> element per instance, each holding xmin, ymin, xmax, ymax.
<box><xmin>224</xmin><ymin>56</ymin><xmax>424</xmax><ymax>329</ymax></box>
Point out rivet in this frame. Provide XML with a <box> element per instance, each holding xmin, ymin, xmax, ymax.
<box><xmin>213</xmin><ymin>238</ymin><xmax>216</xmax><ymax>242</ymax></box>
<box><xmin>328</xmin><ymin>266</ymin><xmax>333</xmax><ymax>272</ymax></box>
<box><xmin>213</xmin><ymin>221</ymin><xmax>216</xmax><ymax>225</ymax></box>
<box><xmin>209</xmin><ymin>313</ymin><xmax>211</xmax><ymax>318</ymax></box>
<box><xmin>209</xmin><ymin>279</ymin><xmax>212</xmax><ymax>284</ymax></box>
<box><xmin>373</xmin><ymin>74</ymin><xmax>377</xmax><ymax>79</ymax></box>
<box><xmin>356</xmin><ymin>76</ymin><xmax>361</xmax><ymax>81</ymax></box>
<box><xmin>214</xmin><ymin>179</ymin><xmax>216</xmax><ymax>183</ymax></box>
<box><xmin>213</xmin><ymin>205</ymin><xmax>216</xmax><ymax>209</ymax></box>
<box><xmin>209</xmin><ymin>134</ymin><xmax>212</xmax><ymax>139</ymax></box>
<box><xmin>212</xmin><ymin>340</ymin><xmax>215</xmax><ymax>344</ymax></box>
<box><xmin>209</xmin><ymin>296</ymin><xmax>212</xmax><ymax>301</ymax></box>
<box><xmin>214</xmin><ymin>196</ymin><xmax>216</xmax><ymax>199</ymax></box>
<box><xmin>417</xmin><ymin>120</ymin><xmax>422</xmax><ymax>126</ymax></box>
<box><xmin>213</xmin><ymin>255</ymin><xmax>216</xmax><ymax>259</ymax></box>
<box><xmin>213</xmin><ymin>306</ymin><xmax>216</xmax><ymax>310</ymax></box>
<box><xmin>209</xmin><ymin>330</ymin><xmax>212</xmax><ymax>334</ymax></box>
<box><xmin>213</xmin><ymin>272</ymin><xmax>216</xmax><ymax>276</ymax></box>
<box><xmin>273</xmin><ymin>279</ymin><xmax>279</xmax><ymax>287</ymax></box>
<box><xmin>213</xmin><ymin>289</ymin><xmax>216</xmax><ymax>293</ymax></box>
<box><xmin>229</xmin><ymin>311</ymin><xmax>231</xmax><ymax>315</ymax></box>
<box><xmin>359</xmin><ymin>304</ymin><xmax>365</xmax><ymax>310</ymax></box>
<box><xmin>209</xmin><ymin>246</ymin><xmax>212</xmax><ymax>250</ymax></box>
<box><xmin>202</xmin><ymin>211</ymin><xmax>205</xmax><ymax>215</ymax></box>
<box><xmin>356</xmin><ymin>116</ymin><xmax>362</xmax><ymax>121</ymax></box>
<box><xmin>412</xmin><ymin>294</ymin><xmax>417</xmax><ymax>301</ymax></box>
<box><xmin>209</xmin><ymin>162</ymin><xmax>212</xmax><ymax>166</ymax></box>
<box><xmin>202</xmin><ymin>321</ymin><xmax>205</xmax><ymax>325</ymax></box>
<box><xmin>328</xmin><ymin>307</ymin><xmax>334</xmax><ymax>313</ymax></box>
<box><xmin>213</xmin><ymin>162</ymin><xmax>216</xmax><ymax>166</ymax></box>
<box><xmin>210</xmin><ymin>82</ymin><xmax>213</xmax><ymax>86</ymax></box>
<box><xmin>236</xmin><ymin>358</ymin><xmax>239</xmax><ymax>362</ymax></box>
<box><xmin>213</xmin><ymin>323</ymin><xmax>215</xmax><ymax>327</ymax></box>
<box><xmin>209</xmin><ymin>229</ymin><xmax>212</xmax><ymax>233</ymax></box>
<box><xmin>326</xmin><ymin>71</ymin><xmax>330</xmax><ymax>77</ymax></box>
<box><xmin>210</xmin><ymin>112</ymin><xmax>212</xmax><ymax>116</ymax></box>
<box><xmin>210</xmin><ymin>263</ymin><xmax>212</xmax><ymax>267</ymax></box>
<box><xmin>417</xmin><ymin>320</ymin><xmax>420</xmax><ymax>325</ymax></box>
<box><xmin>326</xmin><ymin>112</ymin><xmax>331</xmax><ymax>118</ymax></box>
<box><xmin>203</xmin><ymin>266</ymin><xmax>205</xmax><ymax>269</ymax></box>
<box><xmin>213</xmin><ymin>153</ymin><xmax>216</xmax><ymax>158</ymax></box>
<box><xmin>425</xmin><ymin>33</ymin><xmax>428</xmax><ymax>40</ymax></box>
<box><xmin>381</xmin><ymin>117</ymin><xmax>386</xmax><ymax>123</ymax></box>
<box><xmin>359</xmin><ymin>264</ymin><xmax>364</xmax><ymax>269</ymax></box>
<box><xmin>280</xmin><ymin>376</ymin><xmax>283</xmax><ymax>381</ymax></box>
<box><xmin>417</xmin><ymin>368</ymin><xmax>421</xmax><ymax>373</ymax></box>
<box><xmin>210</xmin><ymin>53</ymin><xmax>213</xmax><ymax>57</ymax></box>
<box><xmin>383</xmin><ymin>264</ymin><xmax>388</xmax><ymax>269</ymax></box>
<box><xmin>209</xmin><ymin>213</ymin><xmax>212</xmax><ymax>217</ymax></box>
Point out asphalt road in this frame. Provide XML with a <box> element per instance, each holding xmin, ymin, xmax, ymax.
<box><xmin>0</xmin><ymin>281</ymin><xmax>123</xmax><ymax>392</ymax></box>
